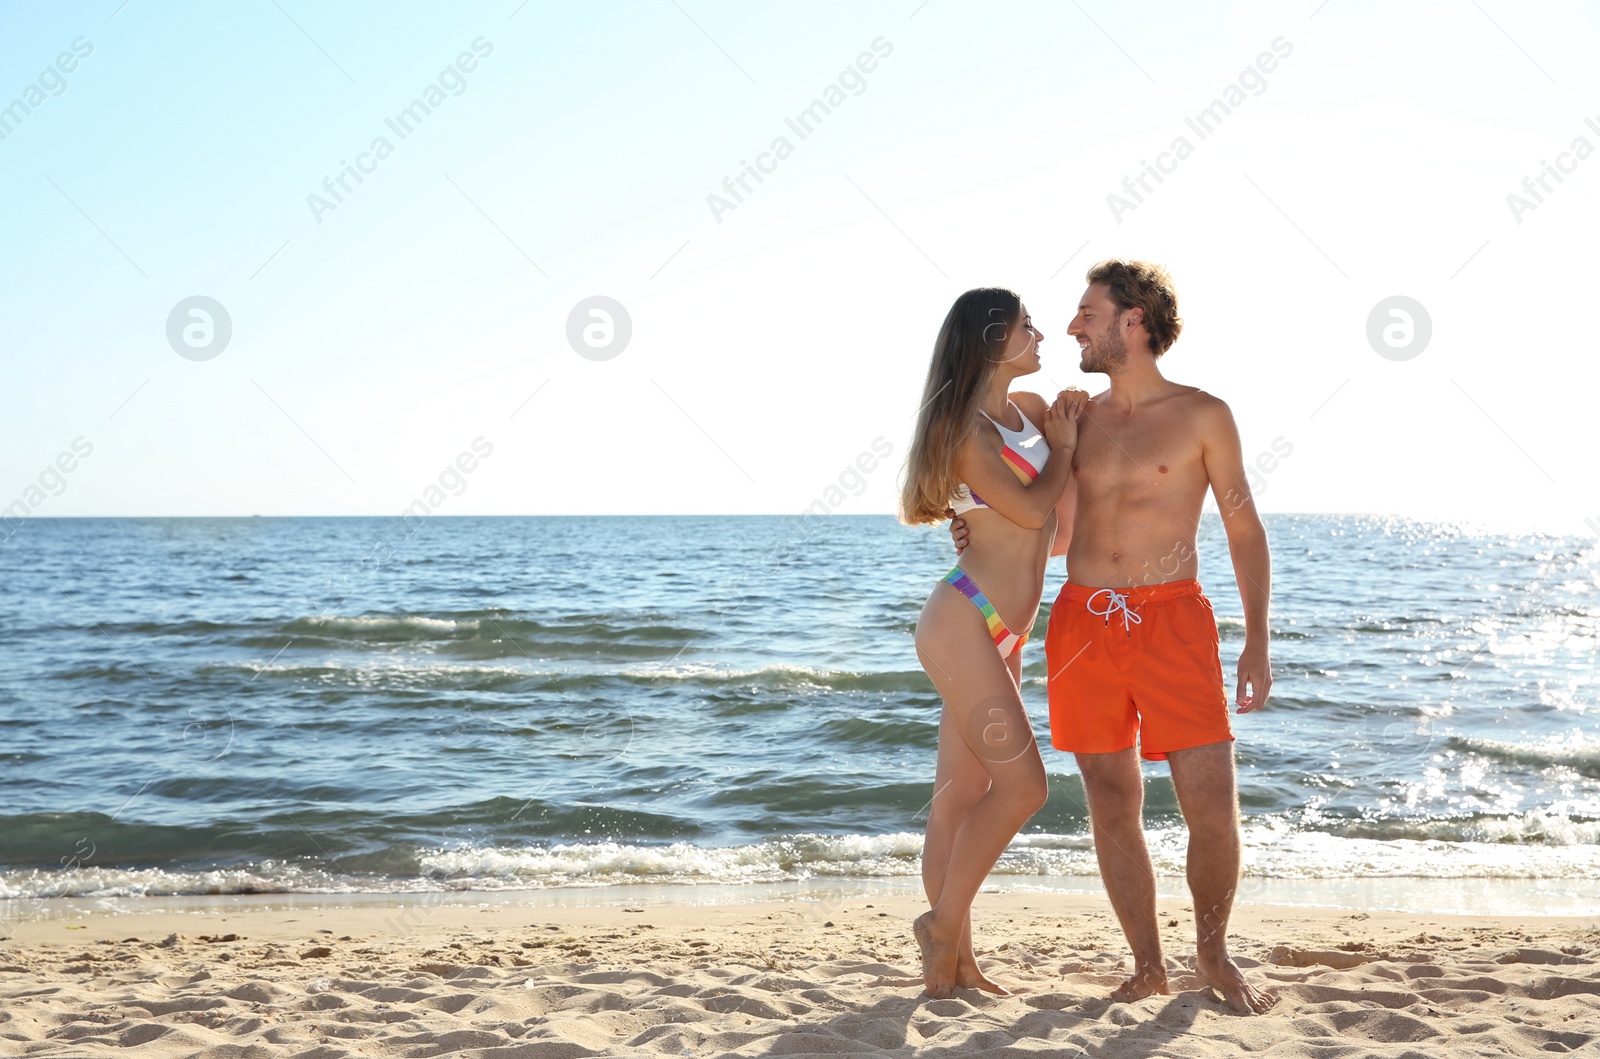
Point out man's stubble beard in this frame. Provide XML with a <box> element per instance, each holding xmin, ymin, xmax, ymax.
<box><xmin>1081</xmin><ymin>325</ymin><xmax>1128</xmax><ymax>375</ymax></box>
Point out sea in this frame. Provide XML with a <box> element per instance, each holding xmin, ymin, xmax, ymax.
<box><xmin>2</xmin><ymin>515</ymin><xmax>1597</xmax><ymax>915</ymax></box>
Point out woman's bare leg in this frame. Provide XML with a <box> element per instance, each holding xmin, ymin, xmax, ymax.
<box><xmin>914</xmin><ymin>588</ymin><xmax>1048</xmax><ymax>998</ymax></box>
<box><xmin>922</xmin><ymin>701</ymin><xmax>1011</xmax><ymax>993</ymax></box>
<box><xmin>923</xmin><ymin>645</ymin><xmax>1029</xmax><ymax>993</ymax></box>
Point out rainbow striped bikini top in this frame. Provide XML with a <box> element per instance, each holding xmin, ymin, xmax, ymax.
<box><xmin>948</xmin><ymin>402</ymin><xmax>1049</xmax><ymax>516</ymax></box>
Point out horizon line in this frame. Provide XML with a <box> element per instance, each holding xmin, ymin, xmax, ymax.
<box><xmin>4</xmin><ymin>511</ymin><xmax>1591</xmax><ymax>528</ymax></box>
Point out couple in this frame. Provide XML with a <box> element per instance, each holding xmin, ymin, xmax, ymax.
<box><xmin>899</xmin><ymin>260</ymin><xmax>1277</xmax><ymax>1014</ymax></box>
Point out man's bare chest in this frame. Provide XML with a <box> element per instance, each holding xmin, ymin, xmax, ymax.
<box><xmin>1073</xmin><ymin>416</ymin><xmax>1200</xmax><ymax>487</ymax></box>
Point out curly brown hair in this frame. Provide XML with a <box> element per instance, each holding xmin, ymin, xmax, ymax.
<box><xmin>1086</xmin><ymin>259</ymin><xmax>1182</xmax><ymax>356</ymax></box>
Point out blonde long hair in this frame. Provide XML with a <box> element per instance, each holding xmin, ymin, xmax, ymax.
<box><xmin>898</xmin><ymin>288</ymin><xmax>1022</xmax><ymax>525</ymax></box>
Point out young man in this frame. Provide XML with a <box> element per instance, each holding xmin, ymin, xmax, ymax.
<box><xmin>950</xmin><ymin>259</ymin><xmax>1276</xmax><ymax>1013</ymax></box>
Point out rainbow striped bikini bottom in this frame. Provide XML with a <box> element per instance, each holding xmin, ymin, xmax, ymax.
<box><xmin>941</xmin><ymin>567</ymin><xmax>1031</xmax><ymax>659</ymax></box>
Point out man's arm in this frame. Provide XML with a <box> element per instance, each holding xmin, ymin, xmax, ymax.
<box><xmin>1198</xmin><ymin>397</ymin><xmax>1272</xmax><ymax>712</ymax></box>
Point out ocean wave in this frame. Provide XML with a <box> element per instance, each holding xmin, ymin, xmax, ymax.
<box><xmin>1234</xmin><ymin>821</ymin><xmax>1600</xmax><ymax>879</ymax></box>
<box><xmin>49</xmin><ymin>663</ymin><xmax>151</xmax><ymax>684</ymax></box>
<box><xmin>258</xmin><ymin>613</ymin><xmax>702</xmax><ymax>662</ymax></box>
<box><xmin>85</xmin><ymin>619</ymin><xmax>244</xmax><ymax>637</ymax></box>
<box><xmin>1215</xmin><ymin>618</ymin><xmax>1312</xmax><ymax>640</ymax></box>
<box><xmin>200</xmin><ymin>660</ymin><xmax>538</xmax><ymax>692</ymax></box>
<box><xmin>277</xmin><ymin>612</ymin><xmax>700</xmax><ymax>645</ymax></box>
<box><xmin>1449</xmin><ymin>736</ymin><xmax>1600</xmax><ymax>779</ymax></box>
<box><xmin>418</xmin><ymin>833</ymin><xmax>929</xmax><ymax>887</ymax></box>
<box><xmin>4</xmin><ymin>823</ymin><xmax>1600</xmax><ymax>900</ymax></box>
<box><xmin>1315</xmin><ymin>810</ymin><xmax>1600</xmax><ymax>846</ymax></box>
<box><xmin>0</xmin><ymin>862</ymin><xmax>426</xmax><ymax>900</ymax></box>
<box><xmin>817</xmin><ymin>715</ymin><xmax>940</xmax><ymax>750</ymax></box>
<box><xmin>618</xmin><ymin>663</ymin><xmax>934</xmax><ymax>694</ymax></box>
<box><xmin>196</xmin><ymin>659</ymin><xmax>935</xmax><ymax>696</ymax></box>
<box><xmin>281</xmin><ymin>614</ymin><xmax>465</xmax><ymax>640</ymax></box>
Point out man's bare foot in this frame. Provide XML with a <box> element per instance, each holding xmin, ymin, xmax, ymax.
<box><xmin>1197</xmin><ymin>953</ymin><xmax>1278</xmax><ymax>1014</ymax></box>
<box><xmin>955</xmin><ymin>951</ymin><xmax>1010</xmax><ymax>995</ymax></box>
<box><xmin>913</xmin><ymin>911</ymin><xmax>958</xmax><ymax>998</ymax></box>
<box><xmin>1108</xmin><ymin>963</ymin><xmax>1169</xmax><ymax>1003</ymax></box>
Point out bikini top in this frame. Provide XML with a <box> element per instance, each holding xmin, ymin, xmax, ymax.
<box><xmin>948</xmin><ymin>402</ymin><xmax>1050</xmax><ymax>516</ymax></box>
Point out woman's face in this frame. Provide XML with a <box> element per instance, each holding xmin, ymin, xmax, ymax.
<box><xmin>998</xmin><ymin>302</ymin><xmax>1044</xmax><ymax>374</ymax></box>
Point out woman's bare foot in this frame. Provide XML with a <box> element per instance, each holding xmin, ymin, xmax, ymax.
<box><xmin>952</xmin><ymin>922</ymin><xmax>1010</xmax><ymax>995</ymax></box>
<box><xmin>1108</xmin><ymin>963</ymin><xmax>1169</xmax><ymax>1003</ymax></box>
<box><xmin>1196</xmin><ymin>953</ymin><xmax>1278</xmax><ymax>1014</ymax></box>
<box><xmin>955</xmin><ymin>951</ymin><xmax>1011</xmax><ymax>995</ymax></box>
<box><xmin>913</xmin><ymin>911</ymin><xmax>958</xmax><ymax>999</ymax></box>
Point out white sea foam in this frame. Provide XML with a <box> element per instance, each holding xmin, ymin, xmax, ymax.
<box><xmin>5</xmin><ymin>823</ymin><xmax>1599</xmax><ymax>905</ymax></box>
<box><xmin>284</xmin><ymin>615</ymin><xmax>468</xmax><ymax>639</ymax></box>
<box><xmin>618</xmin><ymin>663</ymin><xmax>839</xmax><ymax>681</ymax></box>
<box><xmin>1452</xmin><ymin>735</ymin><xmax>1600</xmax><ymax>779</ymax></box>
<box><xmin>417</xmin><ymin>824</ymin><xmax>1600</xmax><ymax>886</ymax></box>
<box><xmin>202</xmin><ymin>660</ymin><xmax>532</xmax><ymax>686</ymax></box>
<box><xmin>0</xmin><ymin>862</ymin><xmax>365</xmax><ymax>901</ymax></box>
<box><xmin>418</xmin><ymin>833</ymin><xmax>928</xmax><ymax>887</ymax></box>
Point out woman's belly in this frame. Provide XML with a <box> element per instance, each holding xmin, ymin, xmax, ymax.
<box><xmin>947</xmin><ymin>510</ymin><xmax>1055</xmax><ymax>635</ymax></box>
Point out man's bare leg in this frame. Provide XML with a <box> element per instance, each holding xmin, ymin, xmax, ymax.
<box><xmin>1076</xmin><ymin>749</ymin><xmax>1167</xmax><ymax>1001</ymax></box>
<box><xmin>1167</xmin><ymin>741</ymin><xmax>1277</xmax><ymax>1013</ymax></box>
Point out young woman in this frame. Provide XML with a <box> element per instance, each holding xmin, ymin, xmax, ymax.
<box><xmin>899</xmin><ymin>288</ymin><xmax>1086</xmax><ymax>998</ymax></box>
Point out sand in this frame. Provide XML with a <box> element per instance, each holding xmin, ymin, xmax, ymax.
<box><xmin>2</xmin><ymin>890</ymin><xmax>1596</xmax><ymax>1057</ymax></box>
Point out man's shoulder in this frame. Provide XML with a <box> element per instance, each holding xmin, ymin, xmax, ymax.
<box><xmin>1166</xmin><ymin>384</ymin><xmax>1233</xmax><ymax>418</ymax></box>
<box><xmin>1161</xmin><ymin>386</ymin><xmax>1237</xmax><ymax>448</ymax></box>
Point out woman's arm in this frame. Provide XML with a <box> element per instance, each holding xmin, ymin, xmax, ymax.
<box><xmin>954</xmin><ymin>393</ymin><xmax>1082</xmax><ymax>530</ymax></box>
<box><xmin>1020</xmin><ymin>389</ymin><xmax>1081</xmax><ymax>554</ymax></box>
<box><xmin>1018</xmin><ymin>389</ymin><xmax>1082</xmax><ymax>555</ymax></box>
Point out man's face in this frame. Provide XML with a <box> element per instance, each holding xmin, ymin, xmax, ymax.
<box><xmin>1067</xmin><ymin>284</ymin><xmax>1130</xmax><ymax>375</ymax></box>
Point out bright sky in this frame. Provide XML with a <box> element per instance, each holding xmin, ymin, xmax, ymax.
<box><xmin>3</xmin><ymin>1</ymin><xmax>1597</xmax><ymax>532</ymax></box>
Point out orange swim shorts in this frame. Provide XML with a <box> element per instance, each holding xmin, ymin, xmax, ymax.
<box><xmin>1044</xmin><ymin>578</ymin><xmax>1233</xmax><ymax>761</ymax></box>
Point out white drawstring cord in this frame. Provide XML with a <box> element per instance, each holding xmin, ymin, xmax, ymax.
<box><xmin>1086</xmin><ymin>588</ymin><xmax>1143</xmax><ymax>635</ymax></box>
